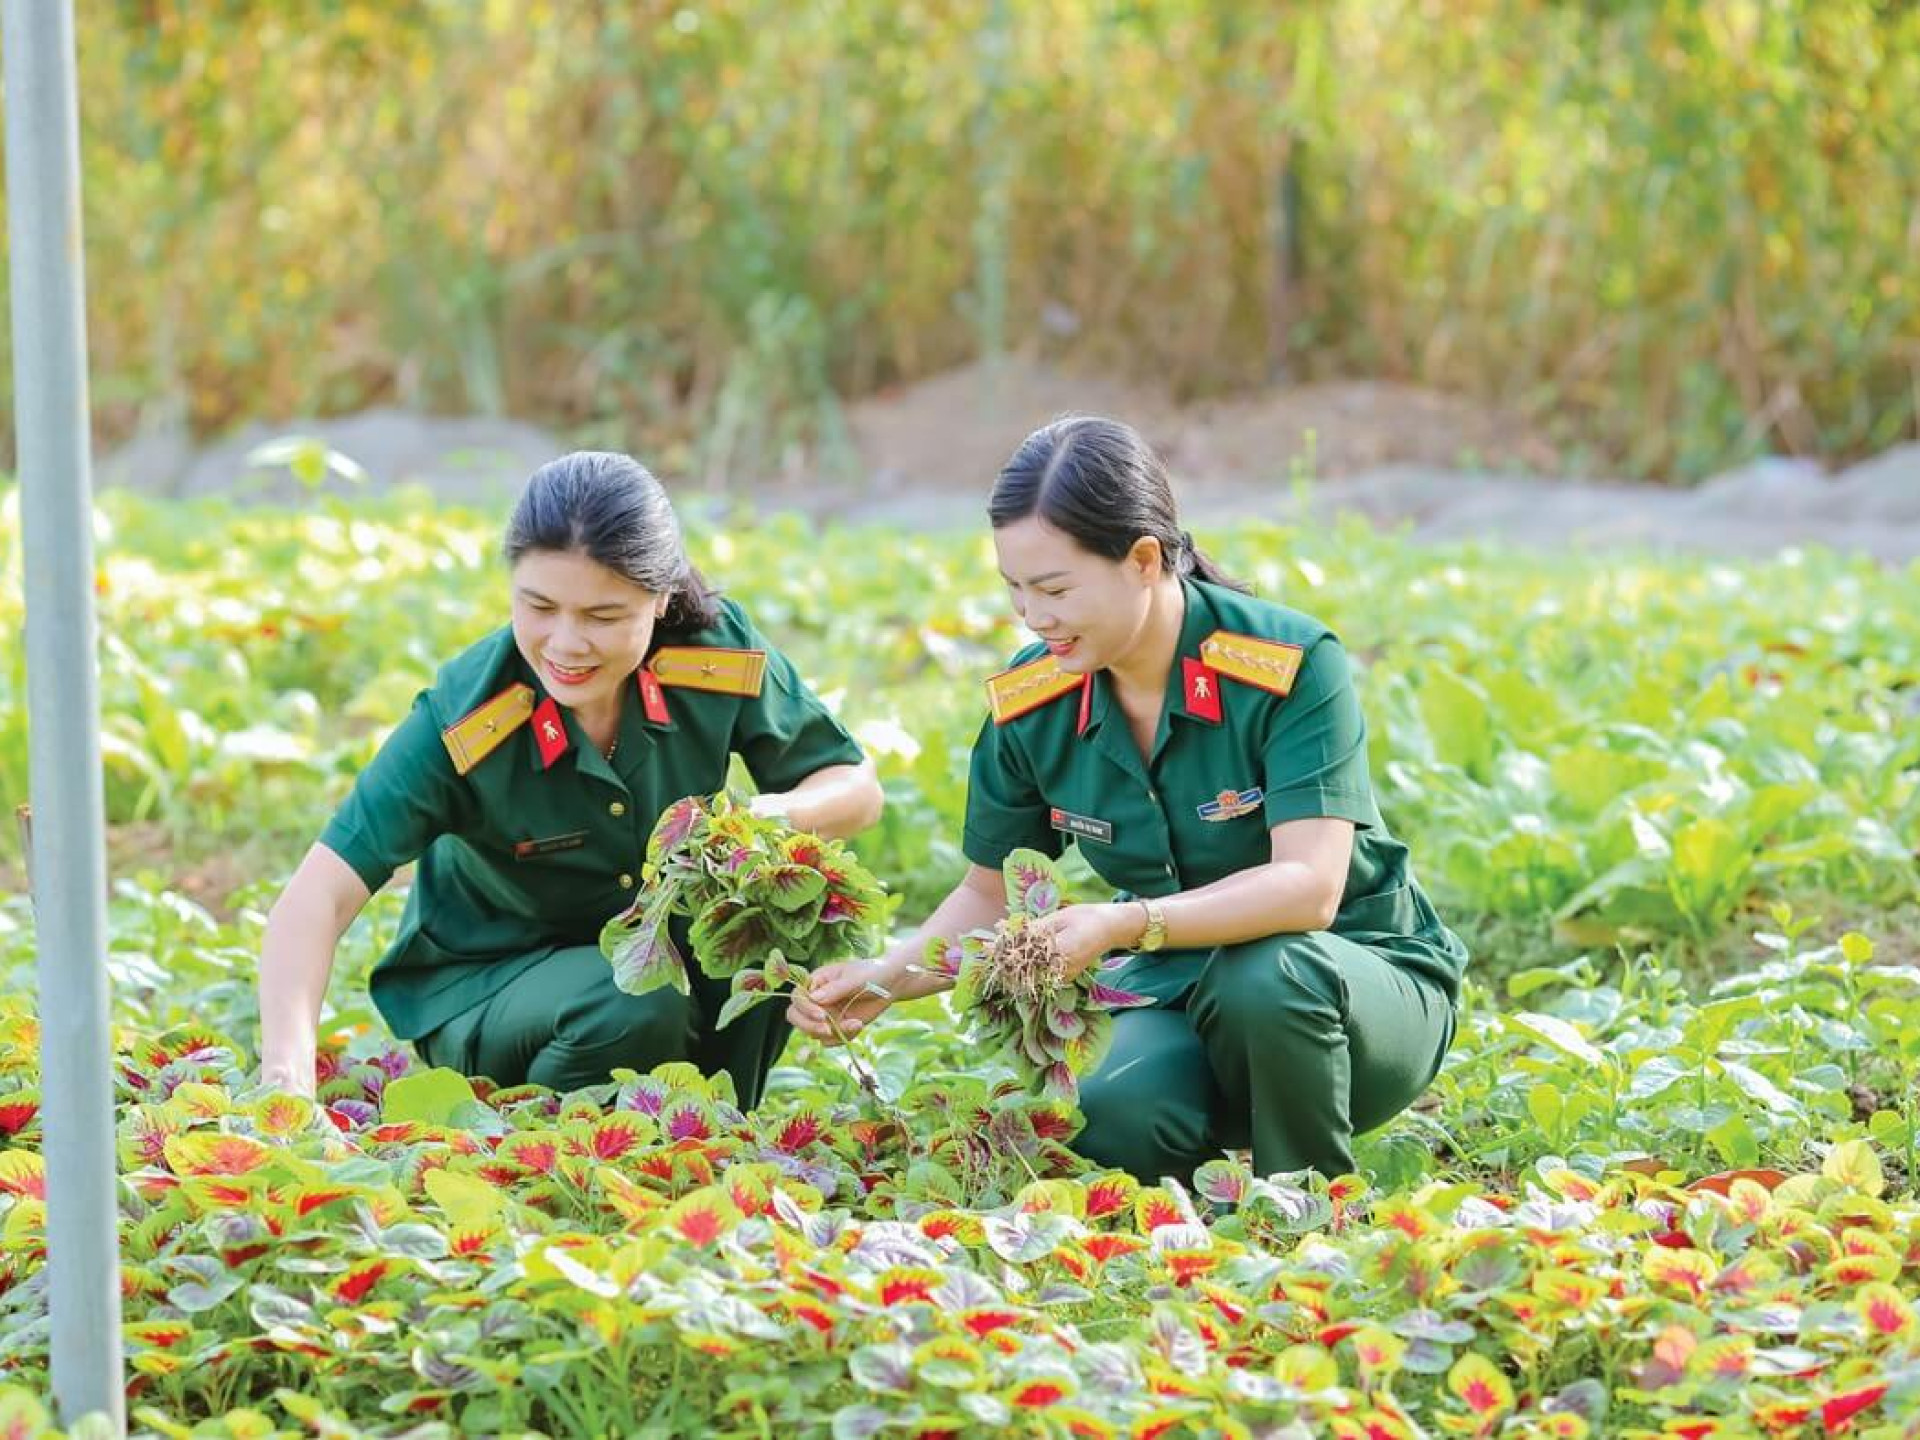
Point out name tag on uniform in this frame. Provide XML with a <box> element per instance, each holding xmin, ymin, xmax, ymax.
<box><xmin>515</xmin><ymin>831</ymin><xmax>588</xmax><ymax>860</ymax></box>
<box><xmin>1049</xmin><ymin>807</ymin><xmax>1113</xmax><ymax>844</ymax></box>
<box><xmin>1197</xmin><ymin>787</ymin><xmax>1263</xmax><ymax>822</ymax></box>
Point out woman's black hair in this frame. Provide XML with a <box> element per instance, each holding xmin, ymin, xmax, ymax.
<box><xmin>986</xmin><ymin>415</ymin><xmax>1249</xmax><ymax>592</ymax></box>
<box><xmin>504</xmin><ymin>451</ymin><xmax>720</xmax><ymax>635</ymax></box>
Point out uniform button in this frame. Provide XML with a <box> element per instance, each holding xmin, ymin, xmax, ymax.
<box><xmin>618</xmin><ymin>873</ymin><xmax>634</xmax><ymax>889</ymax></box>
<box><xmin>1164</xmin><ymin>864</ymin><xmax>1176</xmax><ymax>877</ymax></box>
<box><xmin>1146</xmin><ymin>788</ymin><xmax>1158</xmax><ymax>803</ymax></box>
<box><xmin>609</xmin><ymin>801</ymin><xmax>626</xmax><ymax>817</ymax></box>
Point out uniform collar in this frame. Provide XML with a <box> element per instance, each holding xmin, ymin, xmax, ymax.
<box><xmin>1164</xmin><ymin>576</ymin><xmax>1222</xmax><ymax>729</ymax></box>
<box><xmin>519</xmin><ymin>666</ymin><xmax>666</xmax><ymax>781</ymax></box>
<box><xmin>1074</xmin><ymin>577</ymin><xmax>1220</xmax><ymax>748</ymax></box>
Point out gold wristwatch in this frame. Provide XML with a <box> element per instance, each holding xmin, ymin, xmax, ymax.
<box><xmin>1135</xmin><ymin>897</ymin><xmax>1168</xmax><ymax>952</ymax></box>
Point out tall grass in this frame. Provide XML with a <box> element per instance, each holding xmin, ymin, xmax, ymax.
<box><xmin>9</xmin><ymin>0</ymin><xmax>1914</xmax><ymax>480</ymax></box>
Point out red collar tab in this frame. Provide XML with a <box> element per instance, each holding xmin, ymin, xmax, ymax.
<box><xmin>638</xmin><ymin>669</ymin><xmax>671</xmax><ymax>725</ymax></box>
<box><xmin>1183</xmin><ymin>657</ymin><xmax>1223</xmax><ymax>724</ymax></box>
<box><xmin>531</xmin><ymin>697</ymin><xmax>571</xmax><ymax>769</ymax></box>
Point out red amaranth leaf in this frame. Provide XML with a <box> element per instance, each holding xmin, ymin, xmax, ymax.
<box><xmin>188</xmin><ymin>1179</ymin><xmax>259</xmax><ymax>1209</ymax></box>
<box><xmin>663</xmin><ymin>1104</ymin><xmax>713</xmax><ymax>1142</ymax></box>
<box><xmin>877</xmin><ymin>1267</ymin><xmax>942</xmax><ymax>1306</ymax></box>
<box><xmin>500</xmin><ymin>1136</ymin><xmax>559</xmax><ymax>1174</ymax></box>
<box><xmin>1083</xmin><ymin>1234</ymin><xmax>1147</xmax><ymax>1264</ymax></box>
<box><xmin>587</xmin><ymin>1115</ymin><xmax>650</xmax><ymax>1162</ymax></box>
<box><xmin>1029</xmin><ymin>1106</ymin><xmax>1078</xmax><ymax>1142</ymax></box>
<box><xmin>0</xmin><ymin>1096</ymin><xmax>38</xmax><ymax>1136</ymax></box>
<box><xmin>1085</xmin><ymin>1176</ymin><xmax>1137</xmax><ymax>1218</ymax></box>
<box><xmin>960</xmin><ymin>1308</ymin><xmax>1022</xmax><ymax>1337</ymax></box>
<box><xmin>0</xmin><ymin>1152</ymin><xmax>45</xmax><ymax>1199</ymax></box>
<box><xmin>1010</xmin><ymin>1381</ymin><xmax>1068</xmax><ymax>1408</ymax></box>
<box><xmin>784</xmin><ymin>1298</ymin><xmax>835</xmax><ymax>1333</ymax></box>
<box><xmin>332</xmin><ymin>1259</ymin><xmax>392</xmax><ymax>1304</ymax></box>
<box><xmin>1163</xmin><ymin>1252</ymin><xmax>1218</xmax><ymax>1284</ymax></box>
<box><xmin>288</xmin><ymin>1185</ymin><xmax>359</xmax><ymax>1219</ymax></box>
<box><xmin>772</xmin><ymin>1112</ymin><xmax>824</xmax><ymax>1153</ymax></box>
<box><xmin>1135</xmin><ymin>1191</ymin><xmax>1187</xmax><ymax>1232</ymax></box>
<box><xmin>162</xmin><ymin>1133</ymin><xmax>276</xmax><ymax>1177</ymax></box>
<box><xmin>126</xmin><ymin>1320</ymin><xmax>193</xmax><ymax>1350</ymax></box>
<box><xmin>666</xmin><ymin>1191</ymin><xmax>737</xmax><ymax>1248</ymax></box>
<box><xmin>1822</xmin><ymin>1384</ymin><xmax>1888</xmax><ymax>1432</ymax></box>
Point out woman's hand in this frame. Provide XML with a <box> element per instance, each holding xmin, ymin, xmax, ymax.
<box><xmin>789</xmin><ymin>864</ymin><xmax>1009</xmax><ymax>1043</ymax></box>
<box><xmin>1034</xmin><ymin>902</ymin><xmax>1143</xmax><ymax>980</ymax></box>
<box><xmin>258</xmin><ymin>843</ymin><xmax>371</xmax><ymax>1102</ymax></box>
<box><xmin>788</xmin><ymin>957</ymin><xmax>900</xmax><ymax>1043</ymax></box>
<box><xmin>259</xmin><ymin>1056</ymin><xmax>318</xmax><ymax>1099</ymax></box>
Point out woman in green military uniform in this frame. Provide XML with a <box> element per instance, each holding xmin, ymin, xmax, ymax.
<box><xmin>259</xmin><ymin>451</ymin><xmax>882</xmax><ymax>1101</ymax></box>
<box><xmin>794</xmin><ymin>417</ymin><xmax>1465</xmax><ymax>1182</ymax></box>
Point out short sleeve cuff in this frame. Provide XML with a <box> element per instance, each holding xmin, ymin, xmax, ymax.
<box><xmin>316</xmin><ymin>820</ymin><xmax>396</xmax><ymax>894</ymax></box>
<box><xmin>754</xmin><ymin>732</ymin><xmax>866</xmax><ymax>793</ymax></box>
<box><xmin>738</xmin><ymin>662</ymin><xmax>867</xmax><ymax>794</ymax></box>
<box><xmin>1262</xmin><ymin>785</ymin><xmax>1375</xmax><ymax>830</ymax></box>
<box><xmin>962</xmin><ymin>825</ymin><xmax>1060</xmax><ymax>872</ymax></box>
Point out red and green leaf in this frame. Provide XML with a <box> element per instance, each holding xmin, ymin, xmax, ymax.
<box><xmin>0</xmin><ymin>1151</ymin><xmax>44</xmax><ymax>1199</ymax></box>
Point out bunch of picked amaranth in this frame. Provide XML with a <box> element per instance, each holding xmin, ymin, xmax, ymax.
<box><xmin>601</xmin><ymin>793</ymin><xmax>887</xmax><ymax>1029</ymax></box>
<box><xmin>926</xmin><ymin>847</ymin><xmax>1148</xmax><ymax>1103</ymax></box>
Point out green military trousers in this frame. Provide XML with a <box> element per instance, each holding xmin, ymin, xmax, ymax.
<box><xmin>1076</xmin><ymin>930</ymin><xmax>1456</xmax><ymax>1182</ymax></box>
<box><xmin>413</xmin><ymin>943</ymin><xmax>792</xmax><ymax>1106</ymax></box>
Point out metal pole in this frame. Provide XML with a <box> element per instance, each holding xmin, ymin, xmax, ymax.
<box><xmin>2</xmin><ymin>1</ymin><xmax>126</xmax><ymax>1430</ymax></box>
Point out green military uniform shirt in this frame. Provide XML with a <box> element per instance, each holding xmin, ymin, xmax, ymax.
<box><xmin>963</xmin><ymin>577</ymin><xmax>1467</xmax><ymax>1000</ymax></box>
<box><xmin>319</xmin><ymin>597</ymin><xmax>865</xmax><ymax>1040</ymax></box>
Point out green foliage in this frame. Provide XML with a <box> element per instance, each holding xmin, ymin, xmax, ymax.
<box><xmin>5</xmin><ymin>490</ymin><xmax>1911</xmax><ymax>956</ymax></box>
<box><xmin>2</xmin><ymin>922</ymin><xmax>1920</xmax><ymax>1432</ymax></box>
<box><xmin>23</xmin><ymin>1</ymin><xmax>1919</xmax><ymax>475</ymax></box>
<box><xmin>1</xmin><ymin>493</ymin><xmax>1918</xmax><ymax>1429</ymax></box>
<box><xmin>379</xmin><ymin>1067</ymin><xmax>478</xmax><ymax>1127</ymax></box>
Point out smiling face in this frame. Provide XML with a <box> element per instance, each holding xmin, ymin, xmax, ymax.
<box><xmin>510</xmin><ymin>549</ymin><xmax>665</xmax><ymax>719</ymax></box>
<box><xmin>992</xmin><ymin>516</ymin><xmax>1165</xmax><ymax>675</ymax></box>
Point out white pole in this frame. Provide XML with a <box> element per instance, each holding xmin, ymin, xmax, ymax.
<box><xmin>2</xmin><ymin>0</ymin><xmax>127</xmax><ymax>1429</ymax></box>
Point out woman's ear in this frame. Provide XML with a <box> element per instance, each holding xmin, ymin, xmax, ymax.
<box><xmin>1126</xmin><ymin>534</ymin><xmax>1164</xmax><ymax>582</ymax></box>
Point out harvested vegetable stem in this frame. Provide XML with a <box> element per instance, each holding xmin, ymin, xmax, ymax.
<box><xmin>807</xmin><ymin>972</ymin><xmax>923</xmax><ymax>1161</ymax></box>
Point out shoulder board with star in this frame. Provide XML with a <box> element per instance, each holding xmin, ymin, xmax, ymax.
<box><xmin>1199</xmin><ymin>630</ymin><xmax>1306</xmax><ymax>697</ymax></box>
<box><xmin>985</xmin><ymin>653</ymin><xmax>1080</xmax><ymax>724</ymax></box>
<box><xmin>441</xmin><ymin>682</ymin><xmax>535</xmax><ymax>775</ymax></box>
<box><xmin>649</xmin><ymin>646</ymin><xmax>767</xmax><ymax>698</ymax></box>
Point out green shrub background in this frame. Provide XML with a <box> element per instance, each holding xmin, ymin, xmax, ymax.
<box><xmin>10</xmin><ymin>0</ymin><xmax>1915</xmax><ymax>480</ymax></box>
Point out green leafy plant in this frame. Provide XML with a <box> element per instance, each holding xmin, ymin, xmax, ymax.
<box><xmin>600</xmin><ymin>793</ymin><xmax>887</xmax><ymax>1030</ymax></box>
<box><xmin>9</xmin><ymin>495</ymin><xmax>1920</xmax><ymax>1434</ymax></box>
<box><xmin>925</xmin><ymin>848</ymin><xmax>1148</xmax><ymax>1103</ymax></box>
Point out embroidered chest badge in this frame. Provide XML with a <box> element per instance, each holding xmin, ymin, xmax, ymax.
<box><xmin>1197</xmin><ymin>787</ymin><xmax>1264</xmax><ymax>822</ymax></box>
